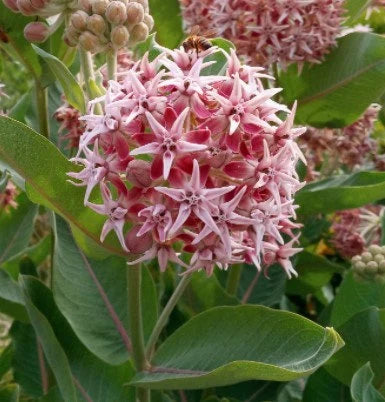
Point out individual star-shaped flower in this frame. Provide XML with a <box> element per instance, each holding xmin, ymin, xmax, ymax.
<box><xmin>155</xmin><ymin>159</ymin><xmax>235</xmax><ymax>235</ymax></box>
<box><xmin>130</xmin><ymin>107</ymin><xmax>209</xmax><ymax>179</ymax></box>
<box><xmin>86</xmin><ymin>183</ymin><xmax>128</xmax><ymax>252</ymax></box>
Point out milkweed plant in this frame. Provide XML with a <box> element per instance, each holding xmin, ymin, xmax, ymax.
<box><xmin>1</xmin><ymin>0</ymin><xmax>385</xmax><ymax>400</ymax></box>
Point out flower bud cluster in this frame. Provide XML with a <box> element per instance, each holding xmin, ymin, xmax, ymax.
<box><xmin>55</xmin><ymin>101</ymin><xmax>86</xmax><ymax>149</ymax></box>
<box><xmin>64</xmin><ymin>0</ymin><xmax>153</xmax><ymax>52</ymax></box>
<box><xmin>181</xmin><ymin>0</ymin><xmax>345</xmax><ymax>68</ymax></box>
<box><xmin>68</xmin><ymin>46</ymin><xmax>305</xmax><ymax>276</ymax></box>
<box><xmin>300</xmin><ymin>105</ymin><xmax>380</xmax><ymax>181</ymax></box>
<box><xmin>352</xmin><ymin>245</ymin><xmax>385</xmax><ymax>284</ymax></box>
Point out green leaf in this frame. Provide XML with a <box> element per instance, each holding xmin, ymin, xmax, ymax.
<box><xmin>0</xmin><ymin>116</ymin><xmax>125</xmax><ymax>257</ymax></box>
<box><xmin>279</xmin><ymin>33</ymin><xmax>385</xmax><ymax>127</ymax></box>
<box><xmin>0</xmin><ymin>192</ymin><xmax>37</xmax><ymax>265</ymax></box>
<box><xmin>331</xmin><ymin>271</ymin><xmax>385</xmax><ymax>328</ymax></box>
<box><xmin>20</xmin><ymin>276</ymin><xmax>77</xmax><ymax>402</ymax></box>
<box><xmin>149</xmin><ymin>0</ymin><xmax>184</xmax><ymax>48</ymax></box>
<box><xmin>10</xmin><ymin>322</ymin><xmax>46</xmax><ymax>398</ymax></box>
<box><xmin>296</xmin><ymin>171</ymin><xmax>385</xmax><ymax>215</ymax></box>
<box><xmin>0</xmin><ymin>384</ymin><xmax>19</xmax><ymax>402</ymax></box>
<box><xmin>201</xmin><ymin>38</ymin><xmax>235</xmax><ymax>76</ymax></box>
<box><xmin>0</xmin><ymin>344</ymin><xmax>13</xmax><ymax>381</ymax></box>
<box><xmin>53</xmin><ymin>215</ymin><xmax>157</xmax><ymax>365</ymax></box>
<box><xmin>303</xmin><ymin>368</ymin><xmax>351</xmax><ymax>402</ymax></box>
<box><xmin>0</xmin><ymin>269</ymin><xmax>28</xmax><ymax>322</ymax></box>
<box><xmin>21</xmin><ymin>276</ymin><xmax>135</xmax><ymax>401</ymax></box>
<box><xmin>181</xmin><ymin>271</ymin><xmax>238</xmax><ymax>315</ymax></box>
<box><xmin>131</xmin><ymin>305</ymin><xmax>344</xmax><ymax>389</ymax></box>
<box><xmin>344</xmin><ymin>0</ymin><xmax>372</xmax><ymax>25</ymax></box>
<box><xmin>287</xmin><ymin>251</ymin><xmax>344</xmax><ymax>296</ymax></box>
<box><xmin>32</xmin><ymin>46</ymin><xmax>85</xmax><ymax>113</ymax></box>
<box><xmin>351</xmin><ymin>363</ymin><xmax>385</xmax><ymax>402</ymax></box>
<box><xmin>326</xmin><ymin>308</ymin><xmax>385</xmax><ymax>387</ymax></box>
<box><xmin>216</xmin><ymin>380</ymin><xmax>281</xmax><ymax>402</ymax></box>
<box><xmin>237</xmin><ymin>264</ymin><xmax>286</xmax><ymax>306</ymax></box>
<box><xmin>1</xmin><ymin>235</ymin><xmax>52</xmax><ymax>280</ymax></box>
<box><xmin>134</xmin><ymin>33</ymin><xmax>162</xmax><ymax>60</ymax></box>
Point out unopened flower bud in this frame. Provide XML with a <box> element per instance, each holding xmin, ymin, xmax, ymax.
<box><xmin>24</xmin><ymin>22</ymin><xmax>49</xmax><ymax>43</ymax></box>
<box><xmin>70</xmin><ymin>10</ymin><xmax>89</xmax><ymax>31</ymax></box>
<box><xmin>361</xmin><ymin>251</ymin><xmax>372</xmax><ymax>263</ymax></box>
<box><xmin>374</xmin><ymin>254</ymin><xmax>384</xmax><ymax>264</ymax></box>
<box><xmin>3</xmin><ymin>0</ymin><xmax>19</xmax><ymax>11</ymax></box>
<box><xmin>16</xmin><ymin>0</ymin><xmax>36</xmax><ymax>15</ymax></box>
<box><xmin>110</xmin><ymin>25</ymin><xmax>129</xmax><ymax>48</ymax></box>
<box><xmin>130</xmin><ymin>22</ymin><xmax>148</xmax><ymax>43</ymax></box>
<box><xmin>105</xmin><ymin>1</ymin><xmax>127</xmax><ymax>24</ymax></box>
<box><xmin>354</xmin><ymin>261</ymin><xmax>365</xmax><ymax>274</ymax></box>
<box><xmin>368</xmin><ymin>244</ymin><xmax>382</xmax><ymax>255</ymax></box>
<box><xmin>78</xmin><ymin>0</ymin><xmax>91</xmax><ymax>12</ymax></box>
<box><xmin>126</xmin><ymin>2</ymin><xmax>144</xmax><ymax>25</ymax></box>
<box><xmin>79</xmin><ymin>31</ymin><xmax>100</xmax><ymax>52</ymax></box>
<box><xmin>30</xmin><ymin>0</ymin><xmax>44</xmax><ymax>9</ymax></box>
<box><xmin>143</xmin><ymin>13</ymin><xmax>154</xmax><ymax>30</ymax></box>
<box><xmin>366</xmin><ymin>261</ymin><xmax>378</xmax><ymax>274</ymax></box>
<box><xmin>64</xmin><ymin>26</ymin><xmax>80</xmax><ymax>46</ymax></box>
<box><xmin>125</xmin><ymin>225</ymin><xmax>153</xmax><ymax>254</ymax></box>
<box><xmin>87</xmin><ymin>14</ymin><xmax>106</xmax><ymax>35</ymax></box>
<box><xmin>379</xmin><ymin>260</ymin><xmax>385</xmax><ymax>273</ymax></box>
<box><xmin>91</xmin><ymin>0</ymin><xmax>108</xmax><ymax>15</ymax></box>
<box><xmin>134</xmin><ymin>0</ymin><xmax>148</xmax><ymax>12</ymax></box>
<box><xmin>126</xmin><ymin>159</ymin><xmax>152</xmax><ymax>188</ymax></box>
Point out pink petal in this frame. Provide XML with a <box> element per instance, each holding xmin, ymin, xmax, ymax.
<box><xmin>145</xmin><ymin>111</ymin><xmax>168</xmax><ymax>137</ymax></box>
<box><xmin>203</xmin><ymin>186</ymin><xmax>235</xmax><ymax>200</ymax></box>
<box><xmin>185</xmin><ymin>128</ymin><xmax>210</xmax><ymax>144</ymax></box>
<box><xmin>171</xmin><ymin>107</ymin><xmax>190</xmax><ymax>137</ymax></box>
<box><xmin>163</xmin><ymin>150</ymin><xmax>175</xmax><ymax>179</ymax></box>
<box><xmin>229</xmin><ymin>115</ymin><xmax>240</xmax><ymax>135</ymax></box>
<box><xmin>193</xmin><ymin>206</ymin><xmax>220</xmax><ymax>235</ymax></box>
<box><xmin>157</xmin><ymin>247</ymin><xmax>169</xmax><ymax>272</ymax></box>
<box><xmin>178</xmin><ymin>140</ymin><xmax>207</xmax><ymax>153</ymax></box>
<box><xmin>155</xmin><ymin>186</ymin><xmax>186</xmax><ymax>202</ymax></box>
<box><xmin>170</xmin><ymin>204</ymin><xmax>192</xmax><ymax>234</ymax></box>
<box><xmin>130</xmin><ymin>142</ymin><xmax>160</xmax><ymax>156</ymax></box>
<box><xmin>224</xmin><ymin>162</ymin><xmax>255</xmax><ymax>179</ymax></box>
<box><xmin>151</xmin><ymin>154</ymin><xmax>163</xmax><ymax>180</ymax></box>
<box><xmin>164</xmin><ymin>107</ymin><xmax>178</xmax><ymax>130</ymax></box>
<box><xmin>133</xmin><ymin>133</ymin><xmax>157</xmax><ymax>145</ymax></box>
<box><xmin>189</xmin><ymin>159</ymin><xmax>201</xmax><ymax>190</ymax></box>
<box><xmin>226</xmin><ymin>131</ymin><xmax>241</xmax><ymax>152</ymax></box>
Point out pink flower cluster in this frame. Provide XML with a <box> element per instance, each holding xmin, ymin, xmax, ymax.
<box><xmin>331</xmin><ymin>206</ymin><xmax>384</xmax><ymax>259</ymax></box>
<box><xmin>181</xmin><ymin>0</ymin><xmax>345</xmax><ymax>67</ymax></box>
<box><xmin>0</xmin><ymin>181</ymin><xmax>18</xmax><ymax>212</ymax></box>
<box><xmin>301</xmin><ymin>105</ymin><xmax>380</xmax><ymax>181</ymax></box>
<box><xmin>68</xmin><ymin>46</ymin><xmax>305</xmax><ymax>277</ymax></box>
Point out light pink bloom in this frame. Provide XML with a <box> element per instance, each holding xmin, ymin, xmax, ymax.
<box><xmin>130</xmin><ymin>108</ymin><xmax>208</xmax><ymax>179</ymax></box>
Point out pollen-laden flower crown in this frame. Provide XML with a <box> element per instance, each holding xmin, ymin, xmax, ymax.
<box><xmin>68</xmin><ymin>46</ymin><xmax>306</xmax><ymax>277</ymax></box>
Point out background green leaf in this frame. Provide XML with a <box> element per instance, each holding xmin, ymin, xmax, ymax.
<box><xmin>351</xmin><ymin>362</ymin><xmax>385</xmax><ymax>402</ymax></box>
<box><xmin>296</xmin><ymin>171</ymin><xmax>385</xmax><ymax>215</ymax></box>
<box><xmin>279</xmin><ymin>33</ymin><xmax>385</xmax><ymax>127</ymax></box>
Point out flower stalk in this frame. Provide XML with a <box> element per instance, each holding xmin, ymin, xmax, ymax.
<box><xmin>35</xmin><ymin>80</ymin><xmax>50</xmax><ymax>138</ymax></box>
<box><xmin>106</xmin><ymin>49</ymin><xmax>117</xmax><ymax>81</ymax></box>
<box><xmin>145</xmin><ymin>273</ymin><xmax>192</xmax><ymax>361</ymax></box>
<box><xmin>225</xmin><ymin>264</ymin><xmax>243</xmax><ymax>296</ymax></box>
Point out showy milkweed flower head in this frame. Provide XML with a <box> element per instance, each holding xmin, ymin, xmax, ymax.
<box><xmin>181</xmin><ymin>0</ymin><xmax>345</xmax><ymax>68</ymax></box>
<box><xmin>68</xmin><ymin>46</ymin><xmax>306</xmax><ymax>277</ymax></box>
<box><xmin>0</xmin><ymin>181</ymin><xmax>18</xmax><ymax>212</ymax></box>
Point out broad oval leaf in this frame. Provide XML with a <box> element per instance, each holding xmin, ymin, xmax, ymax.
<box><xmin>326</xmin><ymin>307</ymin><xmax>385</xmax><ymax>387</ymax></box>
<box><xmin>331</xmin><ymin>271</ymin><xmax>385</xmax><ymax>328</ymax></box>
<box><xmin>351</xmin><ymin>362</ymin><xmax>385</xmax><ymax>402</ymax></box>
<box><xmin>20</xmin><ymin>276</ymin><xmax>77</xmax><ymax>402</ymax></box>
<box><xmin>279</xmin><ymin>32</ymin><xmax>385</xmax><ymax>127</ymax></box>
<box><xmin>131</xmin><ymin>305</ymin><xmax>344</xmax><ymax>390</ymax></box>
<box><xmin>296</xmin><ymin>171</ymin><xmax>385</xmax><ymax>215</ymax></box>
<box><xmin>21</xmin><ymin>276</ymin><xmax>135</xmax><ymax>401</ymax></box>
<box><xmin>0</xmin><ymin>116</ymin><xmax>124</xmax><ymax>257</ymax></box>
<box><xmin>32</xmin><ymin>45</ymin><xmax>86</xmax><ymax>113</ymax></box>
<box><xmin>53</xmin><ymin>215</ymin><xmax>158</xmax><ymax>365</ymax></box>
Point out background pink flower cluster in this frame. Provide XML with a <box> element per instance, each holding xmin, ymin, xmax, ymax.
<box><xmin>181</xmin><ymin>0</ymin><xmax>345</xmax><ymax>67</ymax></box>
<box><xmin>68</xmin><ymin>47</ymin><xmax>305</xmax><ymax>276</ymax></box>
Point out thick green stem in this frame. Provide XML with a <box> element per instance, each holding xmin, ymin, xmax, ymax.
<box><xmin>79</xmin><ymin>48</ymin><xmax>96</xmax><ymax>100</ymax></box>
<box><xmin>127</xmin><ymin>264</ymin><xmax>150</xmax><ymax>402</ymax></box>
<box><xmin>225</xmin><ymin>264</ymin><xmax>243</xmax><ymax>296</ymax></box>
<box><xmin>145</xmin><ymin>274</ymin><xmax>192</xmax><ymax>361</ymax></box>
<box><xmin>106</xmin><ymin>49</ymin><xmax>117</xmax><ymax>81</ymax></box>
<box><xmin>35</xmin><ymin>81</ymin><xmax>50</xmax><ymax>138</ymax></box>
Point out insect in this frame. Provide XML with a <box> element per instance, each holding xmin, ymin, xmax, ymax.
<box><xmin>182</xmin><ymin>25</ymin><xmax>216</xmax><ymax>56</ymax></box>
